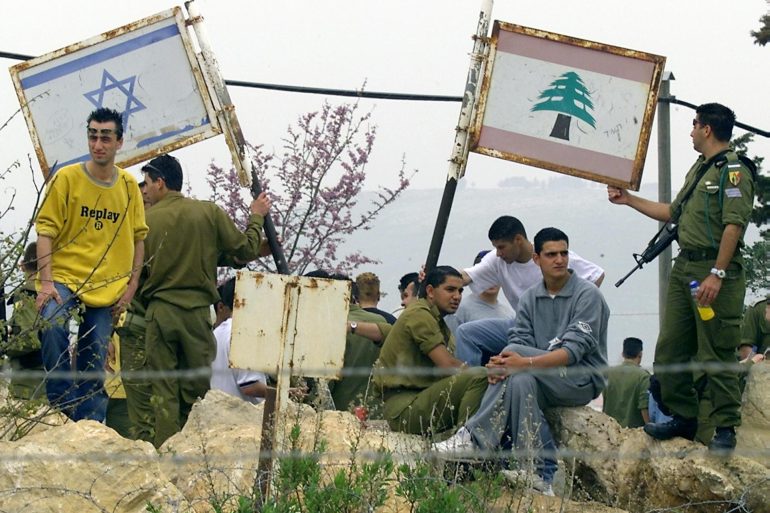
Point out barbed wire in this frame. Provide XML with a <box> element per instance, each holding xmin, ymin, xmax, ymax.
<box><xmin>0</xmin><ymin>443</ymin><xmax>768</xmax><ymax>465</ymax></box>
<box><xmin>0</xmin><ymin>359</ymin><xmax>763</xmax><ymax>381</ymax></box>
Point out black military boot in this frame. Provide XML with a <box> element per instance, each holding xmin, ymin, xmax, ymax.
<box><xmin>708</xmin><ymin>427</ymin><xmax>736</xmax><ymax>452</ymax></box>
<box><xmin>643</xmin><ymin>415</ymin><xmax>697</xmax><ymax>441</ymax></box>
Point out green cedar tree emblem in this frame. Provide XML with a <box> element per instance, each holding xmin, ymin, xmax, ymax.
<box><xmin>531</xmin><ymin>71</ymin><xmax>596</xmax><ymax>141</ymax></box>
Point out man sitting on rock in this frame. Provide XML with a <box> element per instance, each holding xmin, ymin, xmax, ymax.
<box><xmin>373</xmin><ymin>265</ymin><xmax>488</xmax><ymax>436</ymax></box>
<box><xmin>433</xmin><ymin>228</ymin><xmax>609</xmax><ymax>497</ymax></box>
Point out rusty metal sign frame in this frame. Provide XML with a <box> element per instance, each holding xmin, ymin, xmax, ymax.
<box><xmin>470</xmin><ymin>21</ymin><xmax>665</xmax><ymax>191</ymax></box>
<box><xmin>229</xmin><ymin>270</ymin><xmax>351</xmax><ymax>500</ymax></box>
<box><xmin>229</xmin><ymin>271</ymin><xmax>350</xmax><ymax>380</ymax></box>
<box><xmin>9</xmin><ymin>7</ymin><xmax>221</xmax><ymax>178</ymax></box>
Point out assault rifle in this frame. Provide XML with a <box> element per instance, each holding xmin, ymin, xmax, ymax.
<box><xmin>615</xmin><ymin>221</ymin><xmax>678</xmax><ymax>287</ymax></box>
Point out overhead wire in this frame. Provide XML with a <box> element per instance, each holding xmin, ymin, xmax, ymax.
<box><xmin>0</xmin><ymin>49</ymin><xmax>768</xmax><ymax>137</ymax></box>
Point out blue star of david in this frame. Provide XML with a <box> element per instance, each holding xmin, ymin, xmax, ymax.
<box><xmin>84</xmin><ymin>69</ymin><xmax>146</xmax><ymax>129</ymax></box>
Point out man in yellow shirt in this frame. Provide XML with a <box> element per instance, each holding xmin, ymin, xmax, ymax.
<box><xmin>35</xmin><ymin>107</ymin><xmax>147</xmax><ymax>422</ymax></box>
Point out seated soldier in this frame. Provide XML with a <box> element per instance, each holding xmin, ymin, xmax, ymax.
<box><xmin>373</xmin><ymin>265</ymin><xmax>488</xmax><ymax>436</ymax></box>
<box><xmin>602</xmin><ymin>337</ymin><xmax>650</xmax><ymax>428</ymax></box>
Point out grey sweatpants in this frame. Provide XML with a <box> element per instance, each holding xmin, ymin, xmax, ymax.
<box><xmin>465</xmin><ymin>343</ymin><xmax>598</xmax><ymax>479</ymax></box>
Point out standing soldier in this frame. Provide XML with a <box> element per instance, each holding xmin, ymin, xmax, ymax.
<box><xmin>140</xmin><ymin>154</ymin><xmax>269</xmax><ymax>447</ymax></box>
<box><xmin>608</xmin><ymin>103</ymin><xmax>756</xmax><ymax>452</ymax></box>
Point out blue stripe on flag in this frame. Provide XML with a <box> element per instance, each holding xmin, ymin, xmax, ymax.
<box><xmin>21</xmin><ymin>23</ymin><xmax>180</xmax><ymax>89</ymax></box>
<box><xmin>137</xmin><ymin>117</ymin><xmax>211</xmax><ymax>147</ymax></box>
<box><xmin>57</xmin><ymin>154</ymin><xmax>90</xmax><ymax>169</ymax></box>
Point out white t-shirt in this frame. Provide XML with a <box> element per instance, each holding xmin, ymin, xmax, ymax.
<box><xmin>444</xmin><ymin>292</ymin><xmax>514</xmax><ymax>333</ymax></box>
<box><xmin>211</xmin><ymin>318</ymin><xmax>267</xmax><ymax>404</ymax></box>
<box><xmin>465</xmin><ymin>250</ymin><xmax>604</xmax><ymax>312</ymax></box>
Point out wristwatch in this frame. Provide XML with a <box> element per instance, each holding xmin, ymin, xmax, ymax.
<box><xmin>350</xmin><ymin>322</ymin><xmax>358</xmax><ymax>334</ymax></box>
<box><xmin>710</xmin><ymin>267</ymin><xmax>726</xmax><ymax>279</ymax></box>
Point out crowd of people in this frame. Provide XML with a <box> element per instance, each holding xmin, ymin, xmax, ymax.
<box><xmin>0</xmin><ymin>101</ymin><xmax>766</xmax><ymax>497</ymax></box>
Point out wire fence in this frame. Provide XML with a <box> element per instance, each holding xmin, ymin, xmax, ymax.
<box><xmin>1</xmin><ymin>359</ymin><xmax>768</xmax><ymax>512</ymax></box>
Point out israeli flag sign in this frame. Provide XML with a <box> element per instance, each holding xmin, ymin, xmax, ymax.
<box><xmin>9</xmin><ymin>7</ymin><xmax>220</xmax><ymax>176</ymax></box>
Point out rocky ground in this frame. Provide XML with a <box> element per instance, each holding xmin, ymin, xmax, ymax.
<box><xmin>0</xmin><ymin>365</ymin><xmax>768</xmax><ymax>513</ymax></box>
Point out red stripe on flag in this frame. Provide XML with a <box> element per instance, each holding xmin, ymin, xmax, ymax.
<box><xmin>496</xmin><ymin>30</ymin><xmax>654</xmax><ymax>84</ymax></box>
<box><xmin>478</xmin><ymin>125</ymin><xmax>635</xmax><ymax>182</ymax></box>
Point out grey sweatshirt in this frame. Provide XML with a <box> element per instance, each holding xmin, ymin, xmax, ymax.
<box><xmin>507</xmin><ymin>271</ymin><xmax>610</xmax><ymax>393</ymax></box>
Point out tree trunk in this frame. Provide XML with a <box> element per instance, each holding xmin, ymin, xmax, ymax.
<box><xmin>550</xmin><ymin>113</ymin><xmax>572</xmax><ymax>140</ymax></box>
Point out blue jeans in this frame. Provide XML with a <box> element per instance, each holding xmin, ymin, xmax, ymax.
<box><xmin>40</xmin><ymin>282</ymin><xmax>112</xmax><ymax>421</ymax></box>
<box><xmin>455</xmin><ymin>317</ymin><xmax>516</xmax><ymax>367</ymax></box>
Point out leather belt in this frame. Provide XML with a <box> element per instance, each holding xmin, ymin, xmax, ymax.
<box><xmin>679</xmin><ymin>248</ymin><xmax>719</xmax><ymax>261</ymax></box>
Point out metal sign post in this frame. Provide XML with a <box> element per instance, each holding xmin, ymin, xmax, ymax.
<box><xmin>656</xmin><ymin>72</ymin><xmax>674</xmax><ymax>328</ymax></box>
<box><xmin>230</xmin><ymin>271</ymin><xmax>350</xmax><ymax>503</ymax></box>
<box><xmin>184</xmin><ymin>0</ymin><xmax>289</xmax><ymax>274</ymax></box>
<box><xmin>424</xmin><ymin>0</ymin><xmax>493</xmax><ymax>272</ymax></box>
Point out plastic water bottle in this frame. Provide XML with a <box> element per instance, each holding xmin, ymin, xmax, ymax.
<box><xmin>689</xmin><ymin>280</ymin><xmax>715</xmax><ymax>321</ymax></box>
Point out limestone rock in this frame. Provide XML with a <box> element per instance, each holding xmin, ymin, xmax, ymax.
<box><xmin>737</xmin><ymin>362</ymin><xmax>770</xmax><ymax>468</ymax></box>
<box><xmin>0</xmin><ymin>420</ymin><xmax>189</xmax><ymax>512</ymax></box>
<box><xmin>158</xmin><ymin>389</ymin><xmax>424</xmax><ymax>512</ymax></box>
<box><xmin>549</xmin><ymin>406</ymin><xmax>770</xmax><ymax>513</ymax></box>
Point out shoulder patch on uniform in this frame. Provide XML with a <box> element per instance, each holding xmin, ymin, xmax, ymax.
<box><xmin>576</xmin><ymin>321</ymin><xmax>592</xmax><ymax>334</ymax></box>
<box><xmin>725</xmin><ymin>188</ymin><xmax>743</xmax><ymax>198</ymax></box>
<box><xmin>728</xmin><ymin>170</ymin><xmax>741</xmax><ymax>186</ymax></box>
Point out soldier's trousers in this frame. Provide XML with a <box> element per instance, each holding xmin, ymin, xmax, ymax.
<box><xmin>655</xmin><ymin>256</ymin><xmax>744</xmax><ymax>427</ymax></box>
<box><xmin>116</xmin><ymin>313</ymin><xmax>154</xmax><ymax>443</ymax></box>
<box><xmin>145</xmin><ymin>300</ymin><xmax>215</xmax><ymax>448</ymax></box>
<box><xmin>382</xmin><ymin>367</ymin><xmax>488</xmax><ymax>436</ymax></box>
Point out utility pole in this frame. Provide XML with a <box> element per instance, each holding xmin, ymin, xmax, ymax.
<box><xmin>657</xmin><ymin>71</ymin><xmax>674</xmax><ymax>329</ymax></box>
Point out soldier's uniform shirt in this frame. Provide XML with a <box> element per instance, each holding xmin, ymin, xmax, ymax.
<box><xmin>741</xmin><ymin>299</ymin><xmax>770</xmax><ymax>354</ymax></box>
<box><xmin>602</xmin><ymin>362</ymin><xmax>651</xmax><ymax>428</ymax></box>
<box><xmin>657</xmin><ymin>150</ymin><xmax>754</xmax><ymax>427</ymax></box>
<box><xmin>141</xmin><ymin>192</ymin><xmax>264</xmax><ymax>309</ymax></box>
<box><xmin>4</xmin><ymin>276</ymin><xmax>45</xmax><ymax>400</ymax></box>
<box><xmin>374</xmin><ymin>298</ymin><xmax>456</xmax><ymax>392</ymax></box>
<box><xmin>373</xmin><ymin>298</ymin><xmax>487</xmax><ymax>435</ymax></box>
<box><xmin>328</xmin><ymin>305</ymin><xmax>387</xmax><ymax>414</ymax></box>
<box><xmin>671</xmin><ymin>151</ymin><xmax>754</xmax><ymax>253</ymax></box>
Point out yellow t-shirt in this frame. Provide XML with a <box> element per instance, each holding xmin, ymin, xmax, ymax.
<box><xmin>36</xmin><ymin>163</ymin><xmax>148</xmax><ymax>307</ymax></box>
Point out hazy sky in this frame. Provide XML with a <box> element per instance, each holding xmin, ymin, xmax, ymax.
<box><xmin>1</xmin><ymin>0</ymin><xmax>768</xmax><ymax>232</ymax></box>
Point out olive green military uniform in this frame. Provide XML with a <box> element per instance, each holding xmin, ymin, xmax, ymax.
<box><xmin>115</xmin><ymin>298</ymin><xmax>154</xmax><ymax>442</ymax></box>
<box><xmin>740</xmin><ymin>298</ymin><xmax>769</xmax><ymax>355</ymax></box>
<box><xmin>328</xmin><ymin>305</ymin><xmax>387</xmax><ymax>414</ymax></box>
<box><xmin>602</xmin><ymin>362</ymin><xmax>650</xmax><ymax>428</ymax></box>
<box><xmin>142</xmin><ymin>192</ymin><xmax>263</xmax><ymax>447</ymax></box>
<box><xmin>373</xmin><ymin>299</ymin><xmax>488</xmax><ymax>436</ymax></box>
<box><xmin>656</xmin><ymin>150</ymin><xmax>754</xmax><ymax>427</ymax></box>
<box><xmin>3</xmin><ymin>277</ymin><xmax>46</xmax><ymax>400</ymax></box>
